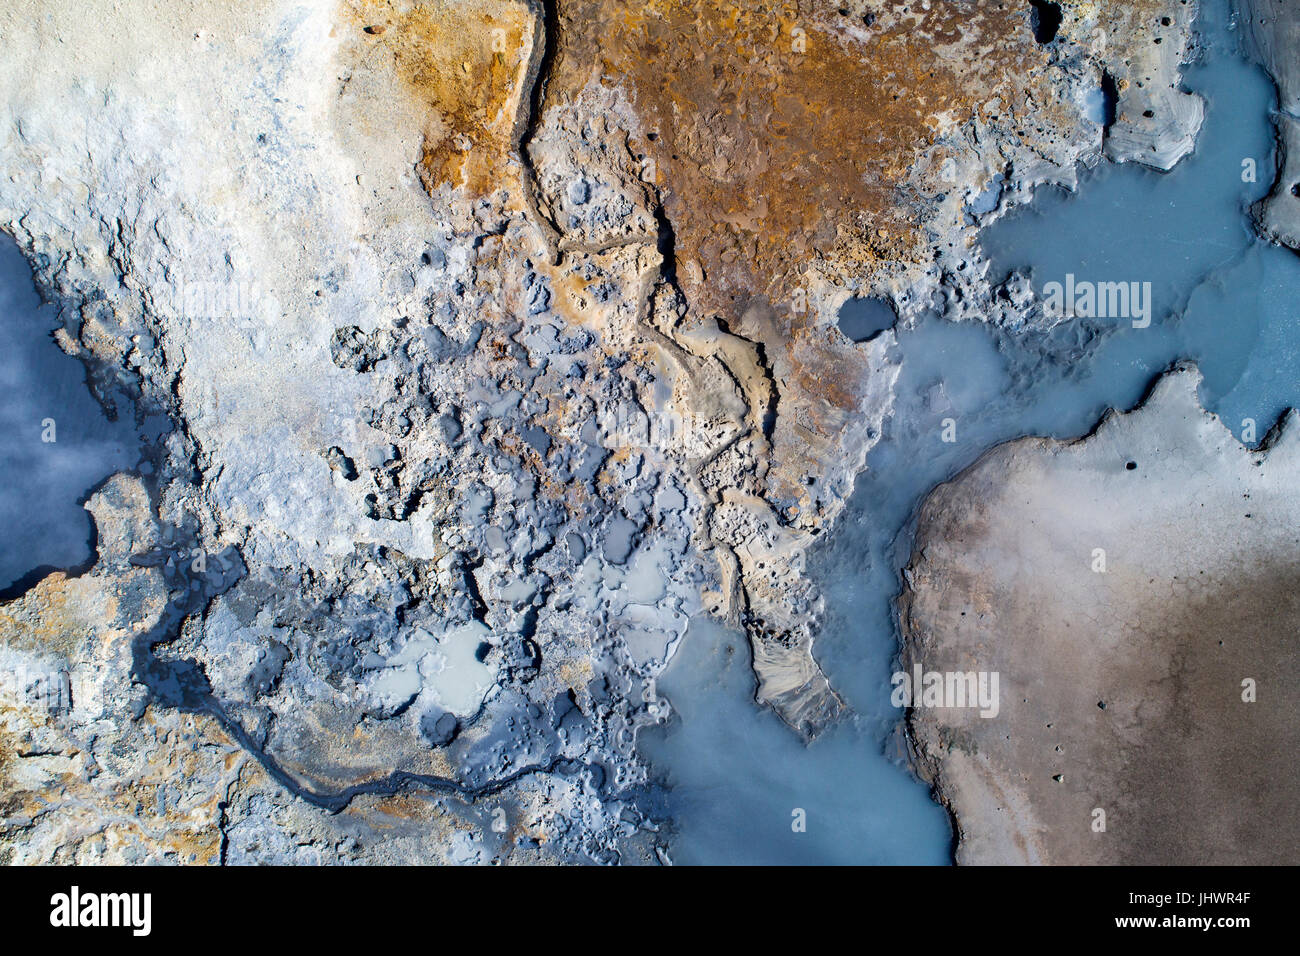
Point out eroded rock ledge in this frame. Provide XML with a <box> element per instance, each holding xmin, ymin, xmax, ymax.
<box><xmin>901</xmin><ymin>367</ymin><xmax>1300</xmax><ymax>865</ymax></box>
<box><xmin>1242</xmin><ymin>0</ymin><xmax>1300</xmax><ymax>251</ymax></box>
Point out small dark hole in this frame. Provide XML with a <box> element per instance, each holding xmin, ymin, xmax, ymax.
<box><xmin>1125</xmin><ymin>461</ymin><xmax>1137</xmax><ymax>470</ymax></box>
<box><xmin>1291</xmin><ymin>182</ymin><xmax>1300</xmax><ymax>198</ymax></box>
<box><xmin>1142</xmin><ymin>109</ymin><xmax>1155</xmax><ymax>118</ymax></box>
<box><xmin>1029</xmin><ymin>1</ymin><xmax>1063</xmax><ymax>44</ymax></box>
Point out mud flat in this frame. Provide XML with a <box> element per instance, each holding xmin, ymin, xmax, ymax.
<box><xmin>900</xmin><ymin>366</ymin><xmax>1300</xmax><ymax>864</ymax></box>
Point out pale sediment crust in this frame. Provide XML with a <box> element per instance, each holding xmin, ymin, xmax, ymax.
<box><xmin>900</xmin><ymin>366</ymin><xmax>1300</xmax><ymax>864</ymax></box>
<box><xmin>1078</xmin><ymin>0</ymin><xmax>1206</xmax><ymax>170</ymax></box>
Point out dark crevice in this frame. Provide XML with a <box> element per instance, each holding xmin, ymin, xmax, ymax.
<box><xmin>715</xmin><ymin>315</ymin><xmax>779</xmax><ymax>445</ymax></box>
<box><xmin>463</xmin><ymin>555</ymin><xmax>490</xmax><ymax>623</ymax></box>
<box><xmin>516</xmin><ymin>0</ymin><xmax>563</xmax><ymax>259</ymax></box>
<box><xmin>653</xmin><ymin>205</ymin><xmax>679</xmax><ymax>289</ymax></box>
<box><xmin>217</xmin><ymin>801</ymin><xmax>230</xmax><ymax>865</ymax></box>
<box><xmin>525</xmin><ymin>0</ymin><xmax>559</xmax><ymax>141</ymax></box>
<box><xmin>1029</xmin><ymin>1</ymin><xmax>1063</xmax><ymax>44</ymax></box>
<box><xmin>753</xmin><ymin>339</ymin><xmax>779</xmax><ymax>443</ymax></box>
<box><xmin>1100</xmin><ymin>69</ymin><xmax>1120</xmax><ymax>132</ymax></box>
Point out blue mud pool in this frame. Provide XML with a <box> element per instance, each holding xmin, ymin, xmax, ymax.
<box><xmin>0</xmin><ymin>235</ymin><xmax>138</xmax><ymax>594</ymax></box>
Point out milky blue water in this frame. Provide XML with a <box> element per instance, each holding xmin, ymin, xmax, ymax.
<box><xmin>838</xmin><ymin>296</ymin><xmax>898</xmax><ymax>343</ymax></box>
<box><xmin>0</xmin><ymin>235</ymin><xmax>138</xmax><ymax>594</ymax></box>
<box><xmin>643</xmin><ymin>0</ymin><xmax>1300</xmax><ymax>864</ymax></box>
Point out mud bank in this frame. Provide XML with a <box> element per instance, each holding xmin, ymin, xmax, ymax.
<box><xmin>900</xmin><ymin>367</ymin><xmax>1300</xmax><ymax>864</ymax></box>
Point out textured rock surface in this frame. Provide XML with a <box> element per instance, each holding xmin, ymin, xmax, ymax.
<box><xmin>0</xmin><ymin>0</ymin><xmax>1204</xmax><ymax>862</ymax></box>
<box><xmin>1243</xmin><ymin>0</ymin><xmax>1300</xmax><ymax>251</ymax></box>
<box><xmin>534</xmin><ymin>0</ymin><xmax>1203</xmax><ymax>727</ymax></box>
<box><xmin>1086</xmin><ymin>0</ymin><xmax>1205</xmax><ymax>169</ymax></box>
<box><xmin>900</xmin><ymin>367</ymin><xmax>1300</xmax><ymax>865</ymax></box>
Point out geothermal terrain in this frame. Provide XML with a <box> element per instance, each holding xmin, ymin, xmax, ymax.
<box><xmin>0</xmin><ymin>0</ymin><xmax>1295</xmax><ymax>864</ymax></box>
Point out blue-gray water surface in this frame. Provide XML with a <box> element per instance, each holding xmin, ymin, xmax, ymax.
<box><xmin>643</xmin><ymin>0</ymin><xmax>1300</xmax><ymax>864</ymax></box>
<box><xmin>0</xmin><ymin>235</ymin><xmax>138</xmax><ymax>594</ymax></box>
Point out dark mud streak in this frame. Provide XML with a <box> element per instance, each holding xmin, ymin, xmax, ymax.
<box><xmin>128</xmin><ymin>518</ymin><xmax>581</xmax><ymax>816</ymax></box>
<box><xmin>206</xmin><ymin>701</ymin><xmax>583</xmax><ymax>813</ymax></box>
